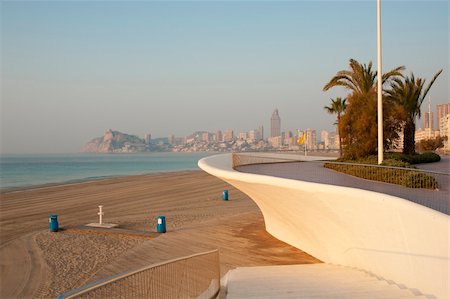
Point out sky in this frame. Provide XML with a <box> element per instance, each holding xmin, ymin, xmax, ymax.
<box><xmin>1</xmin><ymin>0</ymin><xmax>448</xmax><ymax>154</ymax></box>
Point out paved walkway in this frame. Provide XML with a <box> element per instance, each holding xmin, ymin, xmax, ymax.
<box><xmin>237</xmin><ymin>157</ymin><xmax>449</xmax><ymax>215</ymax></box>
<box><xmin>224</xmin><ymin>264</ymin><xmax>431</xmax><ymax>299</ymax></box>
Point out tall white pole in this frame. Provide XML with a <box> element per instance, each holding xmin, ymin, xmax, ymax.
<box><xmin>377</xmin><ymin>0</ymin><xmax>383</xmax><ymax>165</ymax></box>
<box><xmin>304</xmin><ymin>132</ymin><xmax>307</xmax><ymax>156</ymax></box>
<box><xmin>428</xmin><ymin>97</ymin><xmax>432</xmax><ymax>138</ymax></box>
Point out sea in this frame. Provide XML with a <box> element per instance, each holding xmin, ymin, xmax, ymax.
<box><xmin>0</xmin><ymin>152</ymin><xmax>215</xmax><ymax>189</ymax></box>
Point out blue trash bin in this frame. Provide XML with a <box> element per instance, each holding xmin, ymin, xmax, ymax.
<box><xmin>156</xmin><ymin>216</ymin><xmax>166</xmax><ymax>233</ymax></box>
<box><xmin>223</xmin><ymin>190</ymin><xmax>229</xmax><ymax>201</ymax></box>
<box><xmin>49</xmin><ymin>214</ymin><xmax>59</xmax><ymax>232</ymax></box>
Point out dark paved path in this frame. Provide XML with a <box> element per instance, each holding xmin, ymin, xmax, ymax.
<box><xmin>237</xmin><ymin>157</ymin><xmax>449</xmax><ymax>215</ymax></box>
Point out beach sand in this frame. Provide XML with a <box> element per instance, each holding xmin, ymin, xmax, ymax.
<box><xmin>0</xmin><ymin>171</ymin><xmax>320</xmax><ymax>298</ymax></box>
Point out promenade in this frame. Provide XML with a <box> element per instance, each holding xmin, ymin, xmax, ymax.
<box><xmin>237</xmin><ymin>156</ymin><xmax>449</xmax><ymax>215</ymax></box>
<box><xmin>200</xmin><ymin>153</ymin><xmax>449</xmax><ymax>298</ymax></box>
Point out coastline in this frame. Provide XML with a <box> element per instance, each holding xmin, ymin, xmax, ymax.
<box><xmin>0</xmin><ymin>152</ymin><xmax>216</xmax><ymax>191</ymax></box>
<box><xmin>0</xmin><ymin>169</ymin><xmax>200</xmax><ymax>194</ymax></box>
<box><xmin>0</xmin><ymin>170</ymin><xmax>320</xmax><ymax>298</ymax></box>
<box><xmin>0</xmin><ymin>151</ymin><xmax>337</xmax><ymax>192</ymax></box>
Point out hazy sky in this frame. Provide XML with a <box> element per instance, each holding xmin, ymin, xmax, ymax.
<box><xmin>1</xmin><ymin>0</ymin><xmax>448</xmax><ymax>153</ymax></box>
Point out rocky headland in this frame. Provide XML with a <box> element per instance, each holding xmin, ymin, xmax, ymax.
<box><xmin>82</xmin><ymin>130</ymin><xmax>148</xmax><ymax>153</ymax></box>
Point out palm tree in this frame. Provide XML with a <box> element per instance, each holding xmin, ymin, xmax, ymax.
<box><xmin>323</xmin><ymin>59</ymin><xmax>404</xmax><ymax>158</ymax></box>
<box><xmin>324</xmin><ymin>97</ymin><xmax>347</xmax><ymax>157</ymax></box>
<box><xmin>386</xmin><ymin>70</ymin><xmax>443</xmax><ymax>155</ymax></box>
<box><xmin>323</xmin><ymin>59</ymin><xmax>404</xmax><ymax>96</ymax></box>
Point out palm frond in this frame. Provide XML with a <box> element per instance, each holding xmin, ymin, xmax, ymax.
<box><xmin>420</xmin><ymin>69</ymin><xmax>443</xmax><ymax>102</ymax></box>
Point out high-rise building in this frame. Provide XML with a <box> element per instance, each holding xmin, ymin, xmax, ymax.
<box><xmin>436</xmin><ymin>103</ymin><xmax>450</xmax><ymax>131</ymax></box>
<box><xmin>238</xmin><ymin>132</ymin><xmax>247</xmax><ymax>140</ymax></box>
<box><xmin>423</xmin><ymin>98</ymin><xmax>434</xmax><ymax>130</ymax></box>
<box><xmin>423</xmin><ymin>112</ymin><xmax>434</xmax><ymax>130</ymax></box>
<box><xmin>270</xmin><ymin>109</ymin><xmax>281</xmax><ymax>138</ymax></box>
<box><xmin>202</xmin><ymin>132</ymin><xmax>210</xmax><ymax>142</ymax></box>
<box><xmin>215</xmin><ymin>130</ymin><xmax>223</xmax><ymax>142</ymax></box>
<box><xmin>144</xmin><ymin>134</ymin><xmax>151</xmax><ymax>144</ymax></box>
<box><xmin>248</xmin><ymin>130</ymin><xmax>259</xmax><ymax>142</ymax></box>
<box><xmin>224</xmin><ymin>129</ymin><xmax>234</xmax><ymax>142</ymax></box>
<box><xmin>306</xmin><ymin>128</ymin><xmax>317</xmax><ymax>150</ymax></box>
<box><xmin>268</xmin><ymin>136</ymin><xmax>282</xmax><ymax>148</ymax></box>
<box><xmin>321</xmin><ymin>130</ymin><xmax>329</xmax><ymax>149</ymax></box>
<box><xmin>259</xmin><ymin>126</ymin><xmax>264</xmax><ymax>140</ymax></box>
<box><xmin>283</xmin><ymin>130</ymin><xmax>292</xmax><ymax>145</ymax></box>
<box><xmin>168</xmin><ymin>134</ymin><xmax>175</xmax><ymax>145</ymax></box>
<box><xmin>328</xmin><ymin>131</ymin><xmax>339</xmax><ymax>150</ymax></box>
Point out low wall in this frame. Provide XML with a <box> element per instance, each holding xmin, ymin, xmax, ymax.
<box><xmin>198</xmin><ymin>153</ymin><xmax>450</xmax><ymax>299</ymax></box>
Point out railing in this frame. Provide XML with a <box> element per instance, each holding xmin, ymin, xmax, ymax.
<box><xmin>232</xmin><ymin>152</ymin><xmax>449</xmax><ymax>214</ymax></box>
<box><xmin>232</xmin><ymin>152</ymin><xmax>302</xmax><ymax>168</ymax></box>
<box><xmin>322</xmin><ymin>161</ymin><xmax>446</xmax><ymax>189</ymax></box>
<box><xmin>206</xmin><ymin>153</ymin><xmax>449</xmax><ymax>299</ymax></box>
<box><xmin>58</xmin><ymin>249</ymin><xmax>220</xmax><ymax>299</ymax></box>
<box><xmin>232</xmin><ymin>152</ymin><xmax>448</xmax><ymax>189</ymax></box>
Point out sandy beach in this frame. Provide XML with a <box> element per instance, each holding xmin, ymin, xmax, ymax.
<box><xmin>0</xmin><ymin>170</ymin><xmax>320</xmax><ymax>298</ymax></box>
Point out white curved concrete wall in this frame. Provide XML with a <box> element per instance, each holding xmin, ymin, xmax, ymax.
<box><xmin>199</xmin><ymin>154</ymin><xmax>450</xmax><ymax>299</ymax></box>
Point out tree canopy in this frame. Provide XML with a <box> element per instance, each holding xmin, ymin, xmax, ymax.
<box><xmin>323</xmin><ymin>59</ymin><xmax>404</xmax><ymax>158</ymax></box>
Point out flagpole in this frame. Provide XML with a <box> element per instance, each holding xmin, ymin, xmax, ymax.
<box><xmin>377</xmin><ymin>0</ymin><xmax>383</xmax><ymax>164</ymax></box>
<box><xmin>305</xmin><ymin>132</ymin><xmax>308</xmax><ymax>156</ymax></box>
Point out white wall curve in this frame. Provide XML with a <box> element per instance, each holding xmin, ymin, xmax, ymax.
<box><xmin>199</xmin><ymin>153</ymin><xmax>450</xmax><ymax>299</ymax></box>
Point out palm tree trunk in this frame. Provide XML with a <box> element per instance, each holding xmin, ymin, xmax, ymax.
<box><xmin>403</xmin><ymin>119</ymin><xmax>416</xmax><ymax>155</ymax></box>
<box><xmin>337</xmin><ymin>114</ymin><xmax>343</xmax><ymax>157</ymax></box>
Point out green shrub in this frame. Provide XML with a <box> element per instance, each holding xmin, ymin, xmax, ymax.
<box><xmin>324</xmin><ymin>163</ymin><xmax>438</xmax><ymax>190</ymax></box>
<box><xmin>339</xmin><ymin>152</ymin><xmax>441</xmax><ymax>165</ymax></box>
<box><xmin>327</xmin><ymin>152</ymin><xmax>441</xmax><ymax>189</ymax></box>
<box><xmin>380</xmin><ymin>159</ymin><xmax>411</xmax><ymax>168</ymax></box>
<box><xmin>403</xmin><ymin>171</ymin><xmax>439</xmax><ymax>189</ymax></box>
<box><xmin>384</xmin><ymin>152</ymin><xmax>404</xmax><ymax>161</ymax></box>
<box><xmin>400</xmin><ymin>152</ymin><xmax>441</xmax><ymax>164</ymax></box>
<box><xmin>416</xmin><ymin>136</ymin><xmax>447</xmax><ymax>152</ymax></box>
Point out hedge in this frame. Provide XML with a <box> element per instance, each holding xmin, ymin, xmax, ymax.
<box><xmin>324</xmin><ymin>163</ymin><xmax>438</xmax><ymax>190</ymax></box>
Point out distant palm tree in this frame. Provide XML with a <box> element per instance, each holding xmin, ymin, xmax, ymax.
<box><xmin>324</xmin><ymin>97</ymin><xmax>347</xmax><ymax>157</ymax></box>
<box><xmin>323</xmin><ymin>59</ymin><xmax>404</xmax><ymax>158</ymax></box>
<box><xmin>386</xmin><ymin>69</ymin><xmax>443</xmax><ymax>155</ymax></box>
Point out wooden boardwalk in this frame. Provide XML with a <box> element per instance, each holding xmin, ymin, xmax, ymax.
<box><xmin>91</xmin><ymin>210</ymin><xmax>320</xmax><ymax>282</ymax></box>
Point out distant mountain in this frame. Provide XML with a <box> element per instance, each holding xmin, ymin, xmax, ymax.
<box><xmin>82</xmin><ymin>129</ymin><xmax>148</xmax><ymax>153</ymax></box>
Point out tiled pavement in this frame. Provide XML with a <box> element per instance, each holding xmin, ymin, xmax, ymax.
<box><xmin>237</xmin><ymin>157</ymin><xmax>449</xmax><ymax>215</ymax></box>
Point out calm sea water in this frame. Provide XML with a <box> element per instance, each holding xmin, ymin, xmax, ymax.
<box><xmin>0</xmin><ymin>152</ymin><xmax>215</xmax><ymax>189</ymax></box>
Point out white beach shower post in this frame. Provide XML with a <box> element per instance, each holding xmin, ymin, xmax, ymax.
<box><xmin>98</xmin><ymin>205</ymin><xmax>104</xmax><ymax>225</ymax></box>
<box><xmin>86</xmin><ymin>205</ymin><xmax>118</xmax><ymax>228</ymax></box>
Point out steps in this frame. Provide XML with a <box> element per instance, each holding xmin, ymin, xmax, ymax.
<box><xmin>224</xmin><ymin>264</ymin><xmax>431</xmax><ymax>299</ymax></box>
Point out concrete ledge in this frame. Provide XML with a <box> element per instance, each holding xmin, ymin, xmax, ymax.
<box><xmin>198</xmin><ymin>153</ymin><xmax>450</xmax><ymax>299</ymax></box>
<box><xmin>225</xmin><ymin>264</ymin><xmax>427</xmax><ymax>299</ymax></box>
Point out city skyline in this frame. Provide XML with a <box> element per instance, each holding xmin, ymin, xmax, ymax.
<box><xmin>1</xmin><ymin>1</ymin><xmax>448</xmax><ymax>153</ymax></box>
<box><xmin>93</xmin><ymin>100</ymin><xmax>449</xmax><ymax>143</ymax></box>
